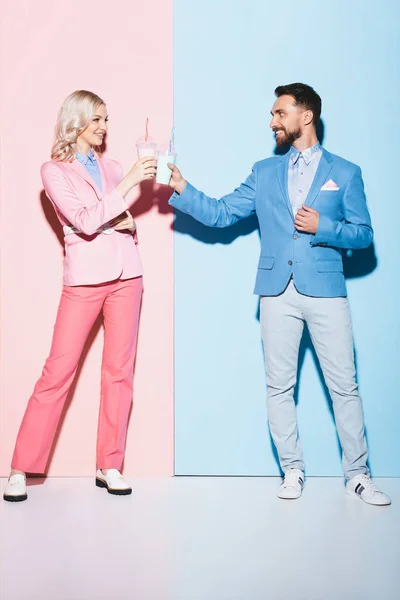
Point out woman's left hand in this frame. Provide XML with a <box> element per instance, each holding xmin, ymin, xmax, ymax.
<box><xmin>111</xmin><ymin>211</ymin><xmax>136</xmax><ymax>233</ymax></box>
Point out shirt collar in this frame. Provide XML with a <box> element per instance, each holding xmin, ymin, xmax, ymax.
<box><xmin>75</xmin><ymin>149</ymin><xmax>97</xmax><ymax>166</ymax></box>
<box><xmin>290</xmin><ymin>142</ymin><xmax>321</xmax><ymax>166</ymax></box>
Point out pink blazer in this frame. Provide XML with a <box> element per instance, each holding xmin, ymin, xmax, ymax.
<box><xmin>41</xmin><ymin>156</ymin><xmax>143</xmax><ymax>286</ymax></box>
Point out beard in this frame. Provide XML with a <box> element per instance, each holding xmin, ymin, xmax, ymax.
<box><xmin>274</xmin><ymin>127</ymin><xmax>302</xmax><ymax>147</ymax></box>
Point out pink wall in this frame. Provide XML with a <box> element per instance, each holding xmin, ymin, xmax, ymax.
<box><xmin>0</xmin><ymin>0</ymin><xmax>174</xmax><ymax>476</ymax></box>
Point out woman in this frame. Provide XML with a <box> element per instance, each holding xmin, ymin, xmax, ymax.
<box><xmin>4</xmin><ymin>90</ymin><xmax>156</xmax><ymax>501</ymax></box>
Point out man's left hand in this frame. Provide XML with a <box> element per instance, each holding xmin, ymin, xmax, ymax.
<box><xmin>294</xmin><ymin>205</ymin><xmax>320</xmax><ymax>234</ymax></box>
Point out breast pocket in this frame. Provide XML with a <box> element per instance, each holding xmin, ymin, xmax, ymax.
<box><xmin>316</xmin><ymin>191</ymin><xmax>343</xmax><ymax>219</ymax></box>
<box><xmin>318</xmin><ymin>190</ymin><xmax>340</xmax><ymax>198</ymax></box>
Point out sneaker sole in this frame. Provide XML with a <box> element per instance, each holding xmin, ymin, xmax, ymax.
<box><xmin>277</xmin><ymin>492</ymin><xmax>302</xmax><ymax>500</ymax></box>
<box><xmin>345</xmin><ymin>487</ymin><xmax>391</xmax><ymax>506</ymax></box>
<box><xmin>95</xmin><ymin>478</ymin><xmax>132</xmax><ymax>496</ymax></box>
<box><xmin>3</xmin><ymin>493</ymin><xmax>28</xmax><ymax>502</ymax></box>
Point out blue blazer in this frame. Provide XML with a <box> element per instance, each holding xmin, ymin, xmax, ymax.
<box><xmin>169</xmin><ymin>149</ymin><xmax>373</xmax><ymax>297</ymax></box>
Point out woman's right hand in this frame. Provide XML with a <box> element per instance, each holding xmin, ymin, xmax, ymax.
<box><xmin>128</xmin><ymin>157</ymin><xmax>157</xmax><ymax>187</ymax></box>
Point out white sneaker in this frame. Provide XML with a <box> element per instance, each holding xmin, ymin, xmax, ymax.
<box><xmin>346</xmin><ymin>473</ymin><xmax>391</xmax><ymax>506</ymax></box>
<box><xmin>95</xmin><ymin>469</ymin><xmax>132</xmax><ymax>496</ymax></box>
<box><xmin>3</xmin><ymin>474</ymin><xmax>27</xmax><ymax>502</ymax></box>
<box><xmin>277</xmin><ymin>468</ymin><xmax>304</xmax><ymax>499</ymax></box>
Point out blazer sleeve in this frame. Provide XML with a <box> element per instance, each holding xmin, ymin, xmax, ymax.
<box><xmin>41</xmin><ymin>161</ymin><xmax>128</xmax><ymax>236</ymax></box>
<box><xmin>312</xmin><ymin>165</ymin><xmax>373</xmax><ymax>250</ymax></box>
<box><xmin>168</xmin><ymin>167</ymin><xmax>257</xmax><ymax>227</ymax></box>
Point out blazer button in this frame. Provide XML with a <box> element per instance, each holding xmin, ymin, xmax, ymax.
<box><xmin>288</xmin><ymin>260</ymin><xmax>293</xmax><ymax>266</ymax></box>
<box><xmin>293</xmin><ymin>234</ymin><xmax>298</xmax><ymax>240</ymax></box>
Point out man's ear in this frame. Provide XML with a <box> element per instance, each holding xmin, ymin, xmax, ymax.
<box><xmin>303</xmin><ymin>109</ymin><xmax>314</xmax><ymax>127</ymax></box>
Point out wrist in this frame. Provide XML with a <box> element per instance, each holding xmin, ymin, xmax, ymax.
<box><xmin>174</xmin><ymin>179</ymin><xmax>187</xmax><ymax>195</ymax></box>
<box><xmin>128</xmin><ymin>173</ymin><xmax>140</xmax><ymax>188</ymax></box>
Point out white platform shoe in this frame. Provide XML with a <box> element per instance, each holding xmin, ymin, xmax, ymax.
<box><xmin>95</xmin><ymin>469</ymin><xmax>132</xmax><ymax>495</ymax></box>
<box><xmin>3</xmin><ymin>474</ymin><xmax>27</xmax><ymax>502</ymax></box>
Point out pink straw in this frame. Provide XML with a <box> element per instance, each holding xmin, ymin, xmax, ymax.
<box><xmin>145</xmin><ymin>118</ymin><xmax>149</xmax><ymax>142</ymax></box>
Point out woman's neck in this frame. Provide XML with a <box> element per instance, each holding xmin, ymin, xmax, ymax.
<box><xmin>76</xmin><ymin>141</ymin><xmax>91</xmax><ymax>155</ymax></box>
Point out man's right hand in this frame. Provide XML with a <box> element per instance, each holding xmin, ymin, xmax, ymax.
<box><xmin>168</xmin><ymin>164</ymin><xmax>187</xmax><ymax>195</ymax></box>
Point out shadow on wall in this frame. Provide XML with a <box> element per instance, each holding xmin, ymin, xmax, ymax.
<box><xmin>40</xmin><ymin>190</ymin><xmax>65</xmax><ymax>253</ymax></box>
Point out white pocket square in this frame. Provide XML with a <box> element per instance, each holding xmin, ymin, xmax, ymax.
<box><xmin>321</xmin><ymin>179</ymin><xmax>339</xmax><ymax>191</ymax></box>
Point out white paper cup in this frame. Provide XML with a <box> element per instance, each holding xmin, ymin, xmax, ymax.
<box><xmin>156</xmin><ymin>147</ymin><xmax>176</xmax><ymax>184</ymax></box>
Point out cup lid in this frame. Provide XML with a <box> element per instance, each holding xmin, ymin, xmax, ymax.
<box><xmin>158</xmin><ymin>143</ymin><xmax>176</xmax><ymax>155</ymax></box>
<box><xmin>136</xmin><ymin>136</ymin><xmax>157</xmax><ymax>146</ymax></box>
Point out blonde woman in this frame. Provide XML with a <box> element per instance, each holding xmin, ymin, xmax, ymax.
<box><xmin>4</xmin><ymin>91</ymin><xmax>156</xmax><ymax>502</ymax></box>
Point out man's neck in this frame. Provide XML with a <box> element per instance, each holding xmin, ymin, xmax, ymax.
<box><xmin>291</xmin><ymin>134</ymin><xmax>319</xmax><ymax>152</ymax></box>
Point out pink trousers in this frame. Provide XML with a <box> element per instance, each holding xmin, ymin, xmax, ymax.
<box><xmin>12</xmin><ymin>277</ymin><xmax>143</xmax><ymax>473</ymax></box>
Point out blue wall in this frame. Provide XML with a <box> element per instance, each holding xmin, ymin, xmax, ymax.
<box><xmin>173</xmin><ymin>0</ymin><xmax>400</xmax><ymax>476</ymax></box>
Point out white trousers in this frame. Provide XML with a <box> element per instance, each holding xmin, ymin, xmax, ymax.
<box><xmin>260</xmin><ymin>279</ymin><xmax>368</xmax><ymax>480</ymax></box>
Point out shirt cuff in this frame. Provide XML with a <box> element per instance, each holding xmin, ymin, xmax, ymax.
<box><xmin>312</xmin><ymin>214</ymin><xmax>337</xmax><ymax>246</ymax></box>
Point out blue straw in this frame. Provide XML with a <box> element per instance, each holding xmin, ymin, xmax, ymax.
<box><xmin>169</xmin><ymin>126</ymin><xmax>175</xmax><ymax>154</ymax></box>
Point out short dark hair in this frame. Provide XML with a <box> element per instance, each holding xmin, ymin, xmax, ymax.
<box><xmin>275</xmin><ymin>83</ymin><xmax>322</xmax><ymax>125</ymax></box>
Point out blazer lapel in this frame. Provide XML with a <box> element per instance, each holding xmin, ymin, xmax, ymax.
<box><xmin>276</xmin><ymin>152</ymin><xmax>293</xmax><ymax>220</ymax></box>
<box><xmin>96</xmin><ymin>154</ymin><xmax>108</xmax><ymax>196</ymax></box>
<box><xmin>304</xmin><ymin>149</ymin><xmax>334</xmax><ymax>208</ymax></box>
<box><xmin>69</xmin><ymin>158</ymin><xmax>103</xmax><ymax>198</ymax></box>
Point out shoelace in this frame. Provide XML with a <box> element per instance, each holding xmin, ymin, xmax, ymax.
<box><xmin>283</xmin><ymin>469</ymin><xmax>302</xmax><ymax>487</ymax></box>
<box><xmin>357</xmin><ymin>474</ymin><xmax>381</xmax><ymax>494</ymax></box>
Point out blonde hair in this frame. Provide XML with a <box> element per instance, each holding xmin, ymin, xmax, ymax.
<box><xmin>51</xmin><ymin>90</ymin><xmax>105</xmax><ymax>162</ymax></box>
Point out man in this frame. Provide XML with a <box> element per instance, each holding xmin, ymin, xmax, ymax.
<box><xmin>168</xmin><ymin>83</ymin><xmax>390</xmax><ymax>505</ymax></box>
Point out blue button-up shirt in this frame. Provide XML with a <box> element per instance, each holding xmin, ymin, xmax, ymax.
<box><xmin>75</xmin><ymin>149</ymin><xmax>102</xmax><ymax>192</ymax></box>
<box><xmin>288</xmin><ymin>142</ymin><xmax>321</xmax><ymax>216</ymax></box>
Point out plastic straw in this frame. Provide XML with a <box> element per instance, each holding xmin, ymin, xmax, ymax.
<box><xmin>145</xmin><ymin>118</ymin><xmax>149</xmax><ymax>142</ymax></box>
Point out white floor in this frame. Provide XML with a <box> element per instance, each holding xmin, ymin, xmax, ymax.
<box><xmin>1</xmin><ymin>477</ymin><xmax>399</xmax><ymax>600</ymax></box>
